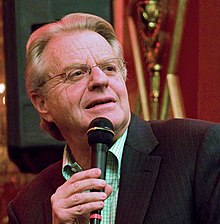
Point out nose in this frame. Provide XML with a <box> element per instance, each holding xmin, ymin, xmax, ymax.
<box><xmin>88</xmin><ymin>66</ymin><xmax>109</xmax><ymax>91</ymax></box>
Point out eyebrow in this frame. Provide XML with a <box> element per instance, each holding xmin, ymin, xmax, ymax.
<box><xmin>61</xmin><ymin>58</ymin><xmax>121</xmax><ymax>72</ymax></box>
<box><xmin>62</xmin><ymin>63</ymin><xmax>85</xmax><ymax>72</ymax></box>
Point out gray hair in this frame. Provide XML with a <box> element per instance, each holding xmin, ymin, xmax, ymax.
<box><xmin>25</xmin><ymin>13</ymin><xmax>127</xmax><ymax>140</ymax></box>
<box><xmin>26</xmin><ymin>12</ymin><xmax>126</xmax><ymax>97</ymax></box>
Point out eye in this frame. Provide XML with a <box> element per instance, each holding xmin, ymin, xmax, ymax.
<box><xmin>65</xmin><ymin>70</ymin><xmax>82</xmax><ymax>81</ymax></box>
<box><xmin>101</xmin><ymin>63</ymin><xmax>117</xmax><ymax>74</ymax></box>
<box><xmin>70</xmin><ymin>70</ymin><xmax>84</xmax><ymax>76</ymax></box>
<box><xmin>65</xmin><ymin>65</ymin><xmax>88</xmax><ymax>81</ymax></box>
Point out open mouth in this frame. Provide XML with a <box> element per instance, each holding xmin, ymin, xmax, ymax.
<box><xmin>86</xmin><ymin>100</ymin><xmax>114</xmax><ymax>109</ymax></box>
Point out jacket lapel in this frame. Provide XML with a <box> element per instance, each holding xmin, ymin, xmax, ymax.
<box><xmin>115</xmin><ymin>115</ymin><xmax>161</xmax><ymax>223</ymax></box>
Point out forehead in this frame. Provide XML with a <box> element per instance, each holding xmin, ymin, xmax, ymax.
<box><xmin>43</xmin><ymin>31</ymin><xmax>116</xmax><ymax>70</ymax></box>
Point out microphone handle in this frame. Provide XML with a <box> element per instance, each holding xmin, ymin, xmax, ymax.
<box><xmin>90</xmin><ymin>143</ymin><xmax>108</xmax><ymax>224</ymax></box>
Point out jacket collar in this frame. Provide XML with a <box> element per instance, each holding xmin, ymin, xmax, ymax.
<box><xmin>115</xmin><ymin>114</ymin><xmax>161</xmax><ymax>223</ymax></box>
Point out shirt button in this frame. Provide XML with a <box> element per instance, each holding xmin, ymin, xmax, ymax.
<box><xmin>71</xmin><ymin>167</ymin><xmax>78</xmax><ymax>172</ymax></box>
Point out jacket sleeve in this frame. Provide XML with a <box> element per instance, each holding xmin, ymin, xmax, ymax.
<box><xmin>194</xmin><ymin>123</ymin><xmax>220</xmax><ymax>223</ymax></box>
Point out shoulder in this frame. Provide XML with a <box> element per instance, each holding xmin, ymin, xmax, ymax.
<box><xmin>9</xmin><ymin>160</ymin><xmax>64</xmax><ymax>210</ymax></box>
<box><xmin>130</xmin><ymin>113</ymin><xmax>219</xmax><ymax>136</ymax></box>
<box><xmin>26</xmin><ymin>160</ymin><xmax>63</xmax><ymax>189</ymax></box>
<box><xmin>7</xmin><ymin>160</ymin><xmax>64</xmax><ymax>223</ymax></box>
<box><xmin>129</xmin><ymin>114</ymin><xmax>220</xmax><ymax>150</ymax></box>
<box><xmin>148</xmin><ymin>117</ymin><xmax>220</xmax><ymax>138</ymax></box>
<box><xmin>147</xmin><ymin>118</ymin><xmax>220</xmax><ymax>161</ymax></box>
<box><xmin>149</xmin><ymin>117</ymin><xmax>216</xmax><ymax>129</ymax></box>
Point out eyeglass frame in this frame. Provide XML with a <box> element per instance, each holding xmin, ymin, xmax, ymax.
<box><xmin>38</xmin><ymin>57</ymin><xmax>126</xmax><ymax>89</ymax></box>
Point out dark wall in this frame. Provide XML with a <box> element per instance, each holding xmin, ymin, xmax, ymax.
<box><xmin>3</xmin><ymin>0</ymin><xmax>112</xmax><ymax>173</ymax></box>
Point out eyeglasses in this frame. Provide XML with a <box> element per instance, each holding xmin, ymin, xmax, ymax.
<box><xmin>39</xmin><ymin>58</ymin><xmax>126</xmax><ymax>88</ymax></box>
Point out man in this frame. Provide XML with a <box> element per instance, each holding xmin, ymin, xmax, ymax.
<box><xmin>8</xmin><ymin>13</ymin><xmax>220</xmax><ymax>224</ymax></box>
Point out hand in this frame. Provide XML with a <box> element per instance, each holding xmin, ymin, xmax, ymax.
<box><xmin>51</xmin><ymin>168</ymin><xmax>112</xmax><ymax>224</ymax></box>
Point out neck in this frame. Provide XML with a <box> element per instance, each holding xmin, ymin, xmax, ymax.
<box><xmin>66</xmin><ymin>136</ymin><xmax>91</xmax><ymax>170</ymax></box>
<box><xmin>68</xmin><ymin>142</ymin><xmax>91</xmax><ymax>170</ymax></box>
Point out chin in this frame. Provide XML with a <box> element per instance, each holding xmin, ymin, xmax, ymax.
<box><xmin>85</xmin><ymin>109</ymin><xmax>129</xmax><ymax>129</ymax></box>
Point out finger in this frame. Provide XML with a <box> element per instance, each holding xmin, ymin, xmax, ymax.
<box><xmin>52</xmin><ymin>200</ymin><xmax>104</xmax><ymax>222</ymax></box>
<box><xmin>69</xmin><ymin>178</ymin><xmax>107</xmax><ymax>193</ymax></box>
<box><xmin>54</xmin><ymin>168</ymin><xmax>102</xmax><ymax>196</ymax></box>
<box><xmin>52</xmin><ymin>192</ymin><xmax>107</xmax><ymax>221</ymax></box>
<box><xmin>54</xmin><ymin>177</ymin><xmax>107</xmax><ymax>200</ymax></box>
<box><xmin>104</xmin><ymin>184</ymin><xmax>113</xmax><ymax>198</ymax></box>
<box><xmin>65</xmin><ymin>191</ymin><xmax>108</xmax><ymax>208</ymax></box>
<box><xmin>71</xmin><ymin>200</ymin><xmax>105</xmax><ymax>216</ymax></box>
<box><xmin>59</xmin><ymin>168</ymin><xmax>101</xmax><ymax>190</ymax></box>
<box><xmin>68</xmin><ymin>168</ymin><xmax>102</xmax><ymax>184</ymax></box>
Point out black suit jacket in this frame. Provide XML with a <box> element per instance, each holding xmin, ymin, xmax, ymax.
<box><xmin>8</xmin><ymin>114</ymin><xmax>220</xmax><ymax>223</ymax></box>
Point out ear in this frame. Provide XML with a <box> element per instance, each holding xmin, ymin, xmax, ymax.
<box><xmin>30</xmin><ymin>93</ymin><xmax>53</xmax><ymax>122</ymax></box>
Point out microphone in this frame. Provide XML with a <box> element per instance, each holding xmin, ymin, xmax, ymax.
<box><xmin>87</xmin><ymin>117</ymin><xmax>115</xmax><ymax>224</ymax></box>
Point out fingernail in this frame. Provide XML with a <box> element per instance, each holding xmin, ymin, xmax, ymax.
<box><xmin>101</xmin><ymin>193</ymin><xmax>107</xmax><ymax>199</ymax></box>
<box><xmin>100</xmin><ymin>179</ymin><xmax>106</xmax><ymax>185</ymax></box>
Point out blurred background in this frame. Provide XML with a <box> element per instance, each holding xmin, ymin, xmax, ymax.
<box><xmin>0</xmin><ymin>0</ymin><xmax>220</xmax><ymax>223</ymax></box>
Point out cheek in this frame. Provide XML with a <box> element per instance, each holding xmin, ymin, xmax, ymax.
<box><xmin>112</xmin><ymin>77</ymin><xmax>129</xmax><ymax>101</ymax></box>
<box><xmin>49</xmin><ymin>84</ymin><xmax>81</xmax><ymax>102</ymax></box>
<box><xmin>46</xmin><ymin>85</ymin><xmax>77</xmax><ymax>113</ymax></box>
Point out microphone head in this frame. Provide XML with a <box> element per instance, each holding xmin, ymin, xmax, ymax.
<box><xmin>87</xmin><ymin>117</ymin><xmax>115</xmax><ymax>147</ymax></box>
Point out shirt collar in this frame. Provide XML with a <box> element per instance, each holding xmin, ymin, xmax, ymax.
<box><xmin>109</xmin><ymin>129</ymin><xmax>127</xmax><ymax>176</ymax></box>
<box><xmin>62</xmin><ymin>129</ymin><xmax>128</xmax><ymax>180</ymax></box>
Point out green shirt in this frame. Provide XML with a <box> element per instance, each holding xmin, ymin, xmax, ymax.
<box><xmin>62</xmin><ymin>129</ymin><xmax>127</xmax><ymax>224</ymax></box>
